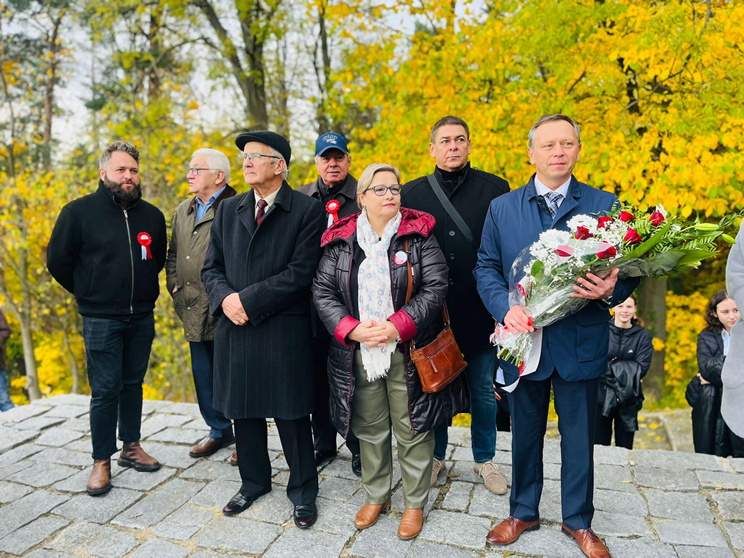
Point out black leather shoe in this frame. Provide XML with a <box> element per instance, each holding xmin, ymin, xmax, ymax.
<box><xmin>294</xmin><ymin>503</ymin><xmax>318</xmax><ymax>529</ymax></box>
<box><xmin>314</xmin><ymin>450</ymin><xmax>335</xmax><ymax>468</ymax></box>
<box><xmin>351</xmin><ymin>453</ymin><xmax>362</xmax><ymax>477</ymax></box>
<box><xmin>222</xmin><ymin>490</ymin><xmax>270</xmax><ymax>516</ymax></box>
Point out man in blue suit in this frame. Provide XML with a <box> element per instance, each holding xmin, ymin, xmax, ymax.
<box><xmin>475</xmin><ymin>114</ymin><xmax>637</xmax><ymax>558</ymax></box>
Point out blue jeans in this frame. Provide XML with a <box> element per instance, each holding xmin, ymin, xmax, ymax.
<box><xmin>83</xmin><ymin>313</ymin><xmax>155</xmax><ymax>460</ymax></box>
<box><xmin>0</xmin><ymin>369</ymin><xmax>14</xmax><ymax>412</ymax></box>
<box><xmin>189</xmin><ymin>341</ymin><xmax>232</xmax><ymax>439</ymax></box>
<box><xmin>434</xmin><ymin>348</ymin><xmax>498</xmax><ymax>463</ymax></box>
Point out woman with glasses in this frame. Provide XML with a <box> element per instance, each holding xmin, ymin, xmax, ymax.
<box><xmin>312</xmin><ymin>163</ymin><xmax>468</xmax><ymax>540</ymax></box>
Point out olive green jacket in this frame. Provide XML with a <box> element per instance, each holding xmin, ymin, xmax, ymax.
<box><xmin>0</xmin><ymin>310</ymin><xmax>10</xmax><ymax>371</ymax></box>
<box><xmin>166</xmin><ymin>186</ymin><xmax>236</xmax><ymax>342</ymax></box>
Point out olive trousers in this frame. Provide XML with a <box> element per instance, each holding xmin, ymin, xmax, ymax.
<box><xmin>351</xmin><ymin>349</ymin><xmax>435</xmax><ymax>509</ymax></box>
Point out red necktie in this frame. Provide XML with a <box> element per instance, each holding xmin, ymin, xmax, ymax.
<box><xmin>256</xmin><ymin>199</ymin><xmax>268</xmax><ymax>225</ymax></box>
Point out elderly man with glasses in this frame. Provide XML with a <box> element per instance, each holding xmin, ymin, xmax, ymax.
<box><xmin>166</xmin><ymin>148</ymin><xmax>237</xmax><ymax>462</ymax></box>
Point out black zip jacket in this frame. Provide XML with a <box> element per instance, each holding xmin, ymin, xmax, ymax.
<box><xmin>47</xmin><ymin>181</ymin><xmax>167</xmax><ymax>318</ymax></box>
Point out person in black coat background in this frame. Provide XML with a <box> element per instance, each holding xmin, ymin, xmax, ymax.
<box><xmin>402</xmin><ymin>116</ymin><xmax>510</xmax><ymax>494</ymax></box>
<box><xmin>688</xmin><ymin>290</ymin><xmax>743</xmax><ymax>457</ymax></box>
<box><xmin>202</xmin><ymin>131</ymin><xmax>326</xmax><ymax>527</ymax></box>
<box><xmin>596</xmin><ymin>294</ymin><xmax>653</xmax><ymax>449</ymax></box>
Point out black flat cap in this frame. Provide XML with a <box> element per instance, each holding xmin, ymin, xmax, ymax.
<box><xmin>235</xmin><ymin>131</ymin><xmax>292</xmax><ymax>167</ymax></box>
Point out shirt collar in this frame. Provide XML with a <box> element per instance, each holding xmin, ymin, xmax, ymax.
<box><xmin>534</xmin><ymin>175</ymin><xmax>571</xmax><ymax>200</ymax></box>
<box><xmin>195</xmin><ymin>185</ymin><xmax>227</xmax><ymax>208</ymax></box>
<box><xmin>257</xmin><ymin>187</ymin><xmax>280</xmax><ymax>208</ymax></box>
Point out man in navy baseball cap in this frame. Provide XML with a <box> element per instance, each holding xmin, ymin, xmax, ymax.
<box><xmin>314</xmin><ymin>132</ymin><xmax>349</xmax><ymax>157</ymax></box>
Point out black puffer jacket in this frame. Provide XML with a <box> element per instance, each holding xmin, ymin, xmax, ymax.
<box><xmin>312</xmin><ymin>208</ymin><xmax>470</xmax><ymax>437</ymax></box>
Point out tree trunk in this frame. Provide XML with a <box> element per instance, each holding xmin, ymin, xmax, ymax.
<box><xmin>61</xmin><ymin>329</ymin><xmax>79</xmax><ymax>394</ymax></box>
<box><xmin>637</xmin><ymin>277</ymin><xmax>667</xmax><ymax>400</ymax></box>
<box><xmin>18</xmin><ymin>312</ymin><xmax>41</xmax><ymax>400</ymax></box>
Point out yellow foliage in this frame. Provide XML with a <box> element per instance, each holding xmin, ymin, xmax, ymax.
<box><xmin>664</xmin><ymin>292</ymin><xmax>708</xmax><ymax>407</ymax></box>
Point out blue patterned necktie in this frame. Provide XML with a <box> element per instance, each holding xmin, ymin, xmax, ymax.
<box><xmin>543</xmin><ymin>191</ymin><xmax>563</xmax><ymax>219</ymax></box>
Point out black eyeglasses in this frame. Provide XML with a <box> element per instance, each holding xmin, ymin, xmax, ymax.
<box><xmin>187</xmin><ymin>168</ymin><xmax>218</xmax><ymax>177</ymax></box>
<box><xmin>364</xmin><ymin>184</ymin><xmax>401</xmax><ymax>196</ymax></box>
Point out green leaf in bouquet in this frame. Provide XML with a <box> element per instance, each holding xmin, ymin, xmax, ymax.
<box><xmin>622</xmin><ymin>221</ymin><xmax>673</xmax><ymax>259</ymax></box>
<box><xmin>531</xmin><ymin>260</ymin><xmax>545</xmax><ymax>278</ymax></box>
<box><xmin>722</xmin><ymin>234</ymin><xmax>736</xmax><ymax>244</ymax></box>
<box><xmin>675</xmin><ymin>249</ymin><xmax>718</xmax><ymax>267</ymax></box>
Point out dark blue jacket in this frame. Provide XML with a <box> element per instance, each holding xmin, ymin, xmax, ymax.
<box><xmin>474</xmin><ymin>175</ymin><xmax>638</xmax><ymax>386</ymax></box>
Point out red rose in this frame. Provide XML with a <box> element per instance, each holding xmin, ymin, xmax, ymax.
<box><xmin>624</xmin><ymin>228</ymin><xmax>642</xmax><ymax>244</ymax></box>
<box><xmin>554</xmin><ymin>245</ymin><xmax>574</xmax><ymax>257</ymax></box>
<box><xmin>598</xmin><ymin>216</ymin><xmax>613</xmax><ymax>229</ymax></box>
<box><xmin>574</xmin><ymin>226</ymin><xmax>594</xmax><ymax>240</ymax></box>
<box><xmin>597</xmin><ymin>243</ymin><xmax>617</xmax><ymax>259</ymax></box>
<box><xmin>649</xmin><ymin>210</ymin><xmax>665</xmax><ymax>226</ymax></box>
<box><xmin>619</xmin><ymin>211</ymin><xmax>635</xmax><ymax>222</ymax></box>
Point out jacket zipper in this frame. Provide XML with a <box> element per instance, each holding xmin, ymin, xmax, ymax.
<box><xmin>342</xmin><ymin>237</ymin><xmax>355</xmax><ymax>439</ymax></box>
<box><xmin>123</xmin><ymin>209</ymin><xmax>135</xmax><ymax>314</ymax></box>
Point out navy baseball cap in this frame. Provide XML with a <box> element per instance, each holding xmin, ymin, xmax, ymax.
<box><xmin>315</xmin><ymin>133</ymin><xmax>349</xmax><ymax>157</ymax></box>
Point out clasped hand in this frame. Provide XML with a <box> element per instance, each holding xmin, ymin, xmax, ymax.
<box><xmin>349</xmin><ymin>320</ymin><xmax>400</xmax><ymax>347</ymax></box>
<box><xmin>571</xmin><ymin>268</ymin><xmax>619</xmax><ymax>300</ymax></box>
<box><xmin>222</xmin><ymin>292</ymin><xmax>249</xmax><ymax>326</ymax></box>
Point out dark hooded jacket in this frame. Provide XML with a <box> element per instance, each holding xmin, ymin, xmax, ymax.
<box><xmin>598</xmin><ymin>322</ymin><xmax>653</xmax><ymax>431</ymax></box>
<box><xmin>311</xmin><ymin>208</ymin><xmax>469</xmax><ymax>437</ymax></box>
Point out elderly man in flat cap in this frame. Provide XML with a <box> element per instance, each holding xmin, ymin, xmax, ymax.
<box><xmin>202</xmin><ymin>131</ymin><xmax>326</xmax><ymax>527</ymax></box>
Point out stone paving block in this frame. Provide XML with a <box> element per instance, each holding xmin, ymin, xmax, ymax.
<box><xmin>13</xmin><ymin>417</ymin><xmax>65</xmax><ymax>431</ymax></box>
<box><xmin>448</xmin><ymin>426</ymin><xmax>469</xmax><ymax>445</ymax></box>
<box><xmin>148</xmin><ymin>428</ymin><xmax>206</xmax><ymax>444</ymax></box>
<box><xmin>113</xmin><ymin>478</ymin><xmax>205</xmax><ymax>529</ymax></box>
<box><xmin>467</xmin><ymin>483</ymin><xmax>510</xmax><ymax>519</ymax></box>
<box><xmin>264</xmin><ymin>527</ymin><xmax>348</xmax><ymax>558</ymax></box>
<box><xmin>0</xmin><ymin>461</ymin><xmax>29</xmax><ymax>481</ymax></box>
<box><xmin>633</xmin><ymin>449</ymin><xmax>724</xmax><ymax>471</ymax></box>
<box><xmin>635</xmin><ymin>466</ymin><xmax>700</xmax><ymax>491</ymax></box>
<box><xmin>161</xmin><ymin>402</ymin><xmax>202</xmax><ymax>417</ymax></box>
<box><xmin>267</xmin><ymin>434</ymin><xmax>283</xmax><ymax>452</ymax></box>
<box><xmin>419</xmin><ymin>509</ymin><xmax>491</xmax><ymax>550</ymax></box>
<box><xmin>0</xmin><ymin>443</ymin><xmax>43</xmax><ymax>467</ymax></box>
<box><xmin>179</xmin><ymin>460</ymin><xmax>238</xmax><ymax>482</ymax></box>
<box><xmin>151</xmin><ymin>504</ymin><xmax>215</xmax><ymax>540</ymax></box>
<box><xmin>405</xmin><ymin>540</ymin><xmax>479</xmax><ymax>558</ymax></box>
<box><xmin>724</xmin><ymin>521</ymin><xmax>744</xmax><ymax>551</ymax></box>
<box><xmin>543</xmin><ymin>461</ymin><xmax>561</xmax><ymax>480</ymax></box>
<box><xmin>729</xmin><ymin>458</ymin><xmax>744</xmax><ymax>473</ymax></box>
<box><xmin>194</xmin><ymin>515</ymin><xmax>282</xmax><ymax>554</ymax></box>
<box><xmin>496</xmin><ymin>525</ymin><xmax>585</xmax><ymax>558</ymax></box>
<box><xmin>180</xmin><ymin>418</ymin><xmax>211</xmax><ymax>431</ymax></box>
<box><xmin>318</xmin><ymin>476</ymin><xmax>362</xmax><ymax>502</ymax></box>
<box><xmin>0</xmin><ymin>480</ymin><xmax>33</xmax><ymax>503</ymax></box>
<box><xmin>0</xmin><ymin>404</ymin><xmax>51</xmax><ymax>423</ymax></box>
<box><xmin>54</xmin><ymin>488</ymin><xmax>142</xmax><ymax>523</ymax></box>
<box><xmin>141</xmin><ymin>400</ymin><xmax>173</xmax><ymax>414</ymax></box>
<box><xmin>7</xmin><ymin>462</ymin><xmax>77</xmax><ymax>487</ymax></box>
<box><xmin>491</xmin><ymin>450</ymin><xmax>511</xmax><ymax>465</ymax></box>
<box><xmin>241</xmin><ymin>487</ymin><xmax>294</xmax><ymax>524</ymax></box>
<box><xmin>140</xmin><ymin>413</ymin><xmax>193</xmax><ymax>438</ymax></box>
<box><xmin>28</xmin><ymin>447</ymin><xmax>91</xmax><ymax>467</ymax></box>
<box><xmin>53</xmin><ymin>463</ymin><xmax>126</xmax><ymax>493</ymax></box>
<box><xmin>712</xmin><ymin>491</ymin><xmax>744</xmax><ymax>521</ymax></box>
<box><xmin>675</xmin><ymin>547</ymin><xmax>736</xmax><ymax>558</ymax></box>
<box><xmin>272</xmin><ymin>455</ymin><xmax>289</xmax><ymax>471</ymax></box>
<box><xmin>0</xmin><ymin>516</ymin><xmax>68</xmax><ymax>556</ymax></box>
<box><xmin>594</xmin><ymin>444</ymin><xmax>629</xmax><ymax>466</ymax></box>
<box><xmin>130</xmin><ymin>539</ymin><xmax>188</xmax><ymax>558</ymax></box>
<box><xmin>593</xmin><ymin>488</ymin><xmax>646</xmax><ymax>516</ymax></box>
<box><xmin>592</xmin><ymin>510</ymin><xmax>652</xmax><ymax>537</ymax></box>
<box><xmin>449</xmin><ymin>460</ymin><xmax>480</xmax><ymax>484</ymax></box>
<box><xmin>543</xmin><ymin>439</ymin><xmax>562</xmax><ymax>463</ymax></box>
<box><xmin>112</xmin><ymin>466</ymin><xmax>176</xmax><ymax>491</ymax></box>
<box><xmin>140</xmin><ymin>442</ymin><xmax>198</xmax><ymax>469</ymax></box>
<box><xmin>66</xmin><ymin>438</ymin><xmax>93</xmax><ymax>454</ymax></box>
<box><xmin>34</xmin><ymin>428</ymin><xmax>84</xmax><ymax>447</ymax></box>
<box><xmin>189</xmin><ymin>479</ymin><xmax>242</xmax><ymax>508</ymax></box>
<box><xmin>46</xmin><ymin>522</ymin><xmax>139</xmax><ymax>558</ymax></box>
<box><xmin>0</xmin><ymin>425</ymin><xmax>39</xmax><ymax>453</ymax></box>
<box><xmin>24</xmin><ymin>551</ymin><xmax>76</xmax><ymax>558</ymax></box>
<box><xmin>443</xmin><ymin>480</ymin><xmax>473</xmax><ymax>511</ymax></box>
<box><xmin>58</xmin><ymin>418</ymin><xmax>90</xmax><ymax>432</ymax></box>
<box><xmin>351</xmin><ymin>514</ymin><xmax>413</xmax><ymax>558</ymax></box>
<box><xmin>697</xmin><ymin>470</ymin><xmax>744</xmax><ymax>490</ymax></box>
<box><xmin>654</xmin><ymin>520</ymin><xmax>728</xmax><ymax>547</ymax></box>
<box><xmin>272</xmin><ymin>470</ymin><xmax>290</xmax><ymax>487</ymax></box>
<box><xmin>606</xmin><ymin>537</ymin><xmax>677</xmax><ymax>558</ymax></box>
<box><xmin>645</xmin><ymin>491</ymin><xmax>713</xmax><ymax>522</ymax></box>
<box><xmin>594</xmin><ymin>464</ymin><xmax>636</xmax><ymax>492</ymax></box>
<box><xmin>44</xmin><ymin>405</ymin><xmax>88</xmax><ymax>419</ymax></box>
<box><xmin>309</xmin><ymin>497</ymin><xmax>358</xmax><ymax>536</ymax></box>
<box><xmin>33</xmin><ymin>394</ymin><xmax>90</xmax><ymax>407</ymax></box>
<box><xmin>0</xmin><ymin>490</ymin><xmax>68</xmax><ymax>540</ymax></box>
<box><xmin>321</xmin><ymin>456</ymin><xmax>362</xmax><ymax>480</ymax></box>
<box><xmin>451</xmin><ymin>446</ymin><xmax>474</xmax><ymax>461</ymax></box>
<box><xmin>189</xmin><ymin>552</ymin><xmax>234</xmax><ymax>558</ymax></box>
<box><xmin>206</xmin><ymin>447</ymin><xmax>235</xmax><ymax>463</ymax></box>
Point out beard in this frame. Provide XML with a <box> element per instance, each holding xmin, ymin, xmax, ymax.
<box><xmin>103</xmin><ymin>175</ymin><xmax>142</xmax><ymax>204</ymax></box>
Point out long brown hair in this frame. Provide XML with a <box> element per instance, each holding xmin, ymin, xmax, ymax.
<box><xmin>705</xmin><ymin>290</ymin><xmax>731</xmax><ymax>332</ymax></box>
<box><xmin>613</xmin><ymin>294</ymin><xmax>643</xmax><ymax>327</ymax></box>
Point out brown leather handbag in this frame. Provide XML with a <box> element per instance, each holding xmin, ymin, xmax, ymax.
<box><xmin>403</xmin><ymin>241</ymin><xmax>468</xmax><ymax>393</ymax></box>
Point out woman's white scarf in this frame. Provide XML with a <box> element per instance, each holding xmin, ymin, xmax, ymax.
<box><xmin>356</xmin><ymin>208</ymin><xmax>402</xmax><ymax>381</ymax></box>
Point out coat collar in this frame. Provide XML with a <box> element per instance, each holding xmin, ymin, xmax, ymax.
<box><xmin>305</xmin><ymin>174</ymin><xmax>358</xmax><ymax>201</ymax></box>
<box><xmin>186</xmin><ymin>185</ymin><xmax>237</xmax><ymax>215</ymax></box>
<box><xmin>321</xmin><ymin>207</ymin><xmax>435</xmax><ymax>247</ymax></box>
<box><xmin>525</xmin><ymin>174</ymin><xmax>583</xmax><ymax>224</ymax></box>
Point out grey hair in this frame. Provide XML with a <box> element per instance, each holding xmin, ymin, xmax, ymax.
<box><xmin>268</xmin><ymin>146</ymin><xmax>289</xmax><ymax>180</ymax></box>
<box><xmin>100</xmin><ymin>141</ymin><xmax>139</xmax><ymax>169</ymax></box>
<box><xmin>528</xmin><ymin>114</ymin><xmax>581</xmax><ymax>149</ymax></box>
<box><xmin>356</xmin><ymin>163</ymin><xmax>402</xmax><ymax>209</ymax></box>
<box><xmin>191</xmin><ymin>148</ymin><xmax>231</xmax><ymax>184</ymax></box>
<box><xmin>430</xmin><ymin>116</ymin><xmax>470</xmax><ymax>143</ymax></box>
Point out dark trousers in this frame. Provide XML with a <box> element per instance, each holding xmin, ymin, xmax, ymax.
<box><xmin>310</xmin><ymin>339</ymin><xmax>360</xmax><ymax>455</ymax></box>
<box><xmin>82</xmin><ymin>313</ymin><xmax>155</xmax><ymax>461</ymax></box>
<box><xmin>595</xmin><ymin>410</ymin><xmax>635</xmax><ymax>449</ymax></box>
<box><xmin>234</xmin><ymin>416</ymin><xmax>318</xmax><ymax>506</ymax></box>
<box><xmin>189</xmin><ymin>341</ymin><xmax>233</xmax><ymax>439</ymax></box>
<box><xmin>508</xmin><ymin>370</ymin><xmax>599</xmax><ymax>530</ymax></box>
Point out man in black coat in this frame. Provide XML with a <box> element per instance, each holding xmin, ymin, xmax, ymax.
<box><xmin>202</xmin><ymin>131</ymin><xmax>326</xmax><ymax>528</ymax></box>
<box><xmin>300</xmin><ymin>132</ymin><xmax>361</xmax><ymax>475</ymax></box>
<box><xmin>47</xmin><ymin>141</ymin><xmax>167</xmax><ymax>496</ymax></box>
<box><xmin>402</xmin><ymin>116</ymin><xmax>510</xmax><ymax>494</ymax></box>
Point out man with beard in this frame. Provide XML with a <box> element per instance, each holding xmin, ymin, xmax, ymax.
<box><xmin>48</xmin><ymin>141</ymin><xmax>167</xmax><ymax>496</ymax></box>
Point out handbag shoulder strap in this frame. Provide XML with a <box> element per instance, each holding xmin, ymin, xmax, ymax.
<box><xmin>427</xmin><ymin>174</ymin><xmax>476</xmax><ymax>248</ymax></box>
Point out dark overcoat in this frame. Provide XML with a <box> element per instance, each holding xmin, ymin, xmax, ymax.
<box><xmin>202</xmin><ymin>182</ymin><xmax>326</xmax><ymax>420</ymax></box>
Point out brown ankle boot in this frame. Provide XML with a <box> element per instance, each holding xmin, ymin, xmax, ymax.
<box><xmin>86</xmin><ymin>460</ymin><xmax>112</xmax><ymax>496</ymax></box>
<box><xmin>398</xmin><ymin>508</ymin><xmax>424</xmax><ymax>540</ymax></box>
<box><xmin>118</xmin><ymin>441</ymin><xmax>161</xmax><ymax>472</ymax></box>
<box><xmin>355</xmin><ymin>499</ymin><xmax>391</xmax><ymax>529</ymax></box>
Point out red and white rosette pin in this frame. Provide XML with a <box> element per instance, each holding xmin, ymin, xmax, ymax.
<box><xmin>137</xmin><ymin>232</ymin><xmax>153</xmax><ymax>260</ymax></box>
<box><xmin>325</xmin><ymin>200</ymin><xmax>341</xmax><ymax>226</ymax></box>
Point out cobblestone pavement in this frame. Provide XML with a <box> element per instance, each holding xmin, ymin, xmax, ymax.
<box><xmin>0</xmin><ymin>394</ymin><xmax>742</xmax><ymax>558</ymax></box>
